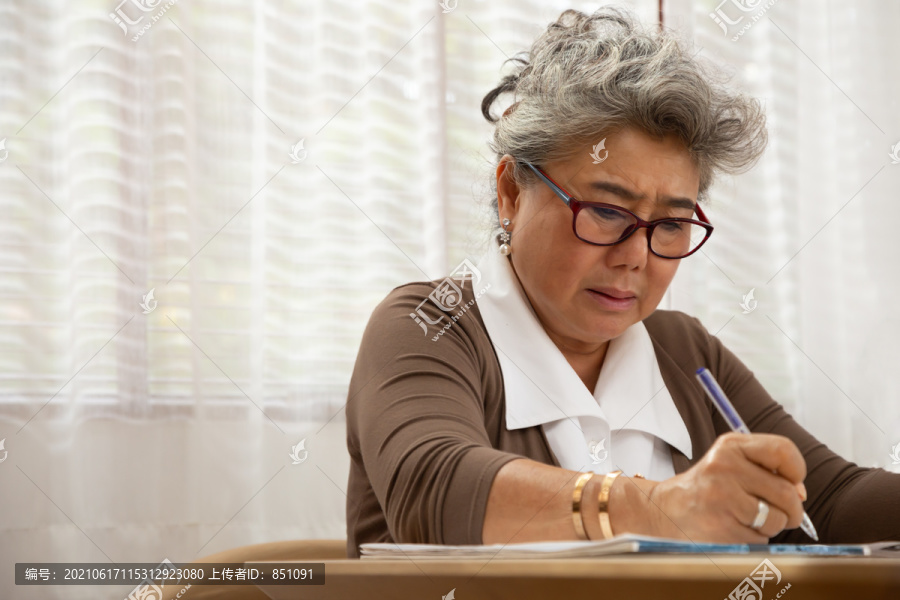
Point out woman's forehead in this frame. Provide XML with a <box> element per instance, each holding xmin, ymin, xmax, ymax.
<box><xmin>545</xmin><ymin>147</ymin><xmax>700</xmax><ymax>206</ymax></box>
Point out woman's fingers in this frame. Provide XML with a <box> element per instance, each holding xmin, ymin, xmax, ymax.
<box><xmin>739</xmin><ymin>495</ymin><xmax>790</xmax><ymax>539</ymax></box>
<box><xmin>646</xmin><ymin>433</ymin><xmax>810</xmax><ymax>543</ymax></box>
<box><xmin>698</xmin><ymin>433</ymin><xmax>808</xmax><ymax>540</ymax></box>
<box><xmin>729</xmin><ymin>432</ymin><xmax>808</xmax><ymax>486</ymax></box>
<box><xmin>735</xmin><ymin>461</ymin><xmax>806</xmax><ymax>530</ymax></box>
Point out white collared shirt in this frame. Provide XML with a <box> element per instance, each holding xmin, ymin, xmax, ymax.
<box><xmin>475</xmin><ymin>243</ymin><xmax>693</xmax><ymax>480</ymax></box>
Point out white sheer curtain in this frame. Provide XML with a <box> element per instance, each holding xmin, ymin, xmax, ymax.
<box><xmin>0</xmin><ymin>1</ymin><xmax>897</xmax><ymax>598</ymax></box>
<box><xmin>664</xmin><ymin>0</ymin><xmax>900</xmax><ymax>469</ymax></box>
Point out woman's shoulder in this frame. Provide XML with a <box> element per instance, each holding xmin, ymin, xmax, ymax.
<box><xmin>378</xmin><ymin>279</ymin><xmax>452</xmax><ymax>301</ymax></box>
<box><xmin>643</xmin><ymin>309</ymin><xmax>745</xmax><ymax>378</ymax></box>
<box><xmin>643</xmin><ymin>309</ymin><xmax>713</xmax><ymax>351</ymax></box>
<box><xmin>372</xmin><ymin>277</ymin><xmax>479</xmax><ymax>316</ymax></box>
<box><xmin>644</xmin><ymin>308</ymin><xmax>706</xmax><ymax>330</ymax></box>
<box><xmin>363</xmin><ymin>276</ymin><xmax>485</xmax><ymax>344</ymax></box>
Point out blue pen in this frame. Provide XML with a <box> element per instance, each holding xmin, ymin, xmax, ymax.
<box><xmin>695</xmin><ymin>367</ymin><xmax>819</xmax><ymax>542</ymax></box>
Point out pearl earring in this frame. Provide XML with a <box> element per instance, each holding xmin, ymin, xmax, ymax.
<box><xmin>498</xmin><ymin>218</ymin><xmax>512</xmax><ymax>255</ymax></box>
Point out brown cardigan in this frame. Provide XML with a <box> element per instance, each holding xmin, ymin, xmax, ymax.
<box><xmin>344</xmin><ymin>278</ymin><xmax>899</xmax><ymax>558</ymax></box>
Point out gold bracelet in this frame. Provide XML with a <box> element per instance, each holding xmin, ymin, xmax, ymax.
<box><xmin>571</xmin><ymin>472</ymin><xmax>594</xmax><ymax>540</ymax></box>
<box><xmin>597</xmin><ymin>470</ymin><xmax>623</xmax><ymax>540</ymax></box>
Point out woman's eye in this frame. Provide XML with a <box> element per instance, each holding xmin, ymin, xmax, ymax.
<box><xmin>659</xmin><ymin>221</ymin><xmax>685</xmax><ymax>232</ymax></box>
<box><xmin>588</xmin><ymin>206</ymin><xmax>626</xmax><ymax>220</ymax></box>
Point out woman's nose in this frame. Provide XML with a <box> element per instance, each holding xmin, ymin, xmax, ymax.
<box><xmin>605</xmin><ymin>226</ymin><xmax>650</xmax><ymax>268</ymax></box>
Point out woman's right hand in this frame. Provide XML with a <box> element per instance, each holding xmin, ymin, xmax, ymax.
<box><xmin>643</xmin><ymin>432</ymin><xmax>809</xmax><ymax>543</ymax></box>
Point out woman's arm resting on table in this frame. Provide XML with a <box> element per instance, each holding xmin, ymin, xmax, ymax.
<box><xmin>482</xmin><ymin>457</ymin><xmax>658</xmax><ymax>544</ymax></box>
<box><xmin>483</xmin><ymin>432</ymin><xmax>808</xmax><ymax>545</ymax></box>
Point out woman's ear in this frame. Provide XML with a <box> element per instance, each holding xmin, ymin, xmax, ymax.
<box><xmin>496</xmin><ymin>154</ymin><xmax>520</xmax><ymax>224</ymax></box>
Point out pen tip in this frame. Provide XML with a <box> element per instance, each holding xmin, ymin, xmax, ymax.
<box><xmin>801</xmin><ymin>514</ymin><xmax>819</xmax><ymax>542</ymax></box>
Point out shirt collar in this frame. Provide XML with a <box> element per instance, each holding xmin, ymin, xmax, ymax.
<box><xmin>475</xmin><ymin>241</ymin><xmax>693</xmax><ymax>460</ymax></box>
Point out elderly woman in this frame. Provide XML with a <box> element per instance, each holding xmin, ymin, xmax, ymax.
<box><xmin>344</xmin><ymin>7</ymin><xmax>899</xmax><ymax>558</ymax></box>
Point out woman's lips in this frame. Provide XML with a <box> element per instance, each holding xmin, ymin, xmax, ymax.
<box><xmin>586</xmin><ymin>288</ymin><xmax>637</xmax><ymax>311</ymax></box>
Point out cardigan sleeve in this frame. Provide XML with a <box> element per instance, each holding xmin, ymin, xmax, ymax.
<box><xmin>345</xmin><ymin>281</ymin><xmax>522</xmax><ymax>547</ymax></box>
<box><xmin>700</xmin><ymin>315</ymin><xmax>900</xmax><ymax>543</ymax></box>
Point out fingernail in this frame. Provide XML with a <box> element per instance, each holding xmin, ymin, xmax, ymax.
<box><xmin>796</xmin><ymin>482</ymin><xmax>807</xmax><ymax>502</ymax></box>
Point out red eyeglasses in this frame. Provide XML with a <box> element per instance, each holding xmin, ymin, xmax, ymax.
<box><xmin>520</xmin><ymin>160</ymin><xmax>714</xmax><ymax>259</ymax></box>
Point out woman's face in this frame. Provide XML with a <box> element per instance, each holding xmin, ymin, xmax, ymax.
<box><xmin>496</xmin><ymin>127</ymin><xmax>701</xmax><ymax>351</ymax></box>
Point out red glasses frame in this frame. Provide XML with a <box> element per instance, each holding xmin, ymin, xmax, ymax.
<box><xmin>520</xmin><ymin>160</ymin><xmax>714</xmax><ymax>259</ymax></box>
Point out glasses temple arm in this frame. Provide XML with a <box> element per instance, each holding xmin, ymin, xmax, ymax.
<box><xmin>694</xmin><ymin>201</ymin><xmax>711</xmax><ymax>225</ymax></box>
<box><xmin>520</xmin><ymin>161</ymin><xmax>573</xmax><ymax>206</ymax></box>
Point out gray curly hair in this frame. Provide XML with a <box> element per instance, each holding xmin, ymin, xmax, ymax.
<box><xmin>481</xmin><ymin>6</ymin><xmax>768</xmax><ymax>228</ymax></box>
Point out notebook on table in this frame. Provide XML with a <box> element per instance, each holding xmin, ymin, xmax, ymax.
<box><xmin>359</xmin><ymin>534</ymin><xmax>900</xmax><ymax>560</ymax></box>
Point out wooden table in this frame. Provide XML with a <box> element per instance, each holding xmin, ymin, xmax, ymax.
<box><xmin>249</xmin><ymin>555</ymin><xmax>900</xmax><ymax>600</ymax></box>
